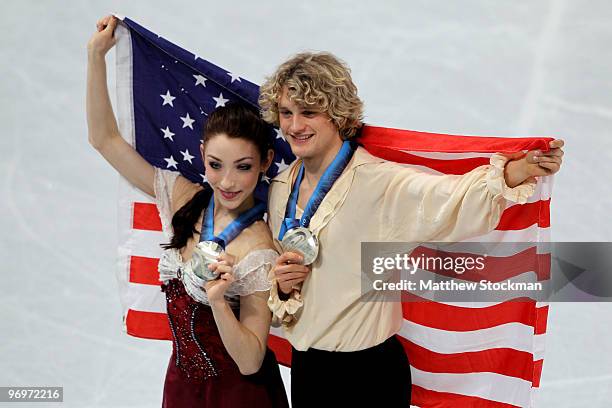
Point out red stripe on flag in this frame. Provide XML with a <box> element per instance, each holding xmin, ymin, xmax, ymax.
<box><xmin>129</xmin><ymin>256</ymin><xmax>161</xmax><ymax>285</ymax></box>
<box><xmin>362</xmin><ymin>144</ymin><xmax>490</xmax><ymax>175</ymax></box>
<box><xmin>360</xmin><ymin>125</ymin><xmax>553</xmax><ymax>154</ymax></box>
<box><xmin>532</xmin><ymin>359</ymin><xmax>544</xmax><ymax>388</ymax></box>
<box><xmin>497</xmin><ymin>200</ymin><xmax>551</xmax><ymax>230</ymax></box>
<box><xmin>402</xmin><ymin>296</ymin><xmax>538</xmax><ymax>331</ymax></box>
<box><xmin>267</xmin><ymin>334</ymin><xmax>292</xmax><ymax>367</ymax></box>
<box><xmin>133</xmin><ymin>202</ymin><xmax>163</xmax><ymax>231</ymax></box>
<box><xmin>125</xmin><ymin>309</ymin><xmax>172</xmax><ymax>340</ymax></box>
<box><xmin>411</xmin><ymin>385</ymin><xmax>521</xmax><ymax>408</ymax></box>
<box><xmin>407</xmin><ymin>245</ymin><xmax>550</xmax><ymax>283</ymax></box>
<box><xmin>535</xmin><ymin>306</ymin><xmax>549</xmax><ymax>335</ymax></box>
<box><xmin>399</xmin><ymin>338</ymin><xmax>535</xmax><ymax>382</ymax></box>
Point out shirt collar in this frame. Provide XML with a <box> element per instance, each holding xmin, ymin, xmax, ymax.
<box><xmin>270</xmin><ymin>146</ymin><xmax>386</xmax><ymax>234</ymax></box>
<box><xmin>271</xmin><ymin>145</ymin><xmax>384</xmax><ymax>186</ymax></box>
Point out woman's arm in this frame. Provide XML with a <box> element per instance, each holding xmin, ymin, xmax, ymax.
<box><xmin>205</xmin><ymin>252</ymin><xmax>271</xmax><ymax>375</ymax></box>
<box><xmin>86</xmin><ymin>15</ymin><xmax>155</xmax><ymax>197</ymax></box>
<box><xmin>211</xmin><ymin>291</ymin><xmax>271</xmax><ymax>375</ymax></box>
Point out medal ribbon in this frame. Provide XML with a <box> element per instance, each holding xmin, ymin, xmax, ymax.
<box><xmin>201</xmin><ymin>195</ymin><xmax>267</xmax><ymax>249</ymax></box>
<box><xmin>278</xmin><ymin>140</ymin><xmax>356</xmax><ymax>241</ymax></box>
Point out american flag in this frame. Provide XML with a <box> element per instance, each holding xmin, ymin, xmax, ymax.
<box><xmin>114</xmin><ymin>16</ymin><xmax>552</xmax><ymax>408</ymax></box>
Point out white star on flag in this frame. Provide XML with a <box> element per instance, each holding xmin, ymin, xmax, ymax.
<box><xmin>180</xmin><ymin>113</ymin><xmax>195</xmax><ymax>129</ymax></box>
<box><xmin>213</xmin><ymin>93</ymin><xmax>229</xmax><ymax>108</ymax></box>
<box><xmin>261</xmin><ymin>174</ymin><xmax>271</xmax><ymax>183</ymax></box>
<box><xmin>161</xmin><ymin>126</ymin><xmax>175</xmax><ymax>141</ymax></box>
<box><xmin>200</xmin><ymin>173</ymin><xmax>208</xmax><ymax>183</ymax></box>
<box><xmin>193</xmin><ymin>74</ymin><xmax>207</xmax><ymax>87</ymax></box>
<box><xmin>164</xmin><ymin>155</ymin><xmax>178</xmax><ymax>169</ymax></box>
<box><xmin>160</xmin><ymin>90</ymin><xmax>176</xmax><ymax>107</ymax></box>
<box><xmin>275</xmin><ymin>159</ymin><xmax>289</xmax><ymax>173</ymax></box>
<box><xmin>180</xmin><ymin>149</ymin><xmax>195</xmax><ymax>164</ymax></box>
<box><xmin>227</xmin><ymin>72</ymin><xmax>242</xmax><ymax>83</ymax></box>
<box><xmin>275</xmin><ymin>129</ymin><xmax>285</xmax><ymax>140</ymax></box>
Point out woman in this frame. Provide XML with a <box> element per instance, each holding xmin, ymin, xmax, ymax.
<box><xmin>87</xmin><ymin>15</ymin><xmax>289</xmax><ymax>408</ymax></box>
<box><xmin>260</xmin><ymin>52</ymin><xmax>564</xmax><ymax>407</ymax></box>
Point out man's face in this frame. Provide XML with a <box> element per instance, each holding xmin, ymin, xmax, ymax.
<box><xmin>278</xmin><ymin>87</ymin><xmax>342</xmax><ymax>160</ymax></box>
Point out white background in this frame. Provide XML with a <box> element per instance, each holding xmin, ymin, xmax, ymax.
<box><xmin>1</xmin><ymin>1</ymin><xmax>611</xmax><ymax>406</ymax></box>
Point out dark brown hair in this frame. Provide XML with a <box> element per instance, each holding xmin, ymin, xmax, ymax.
<box><xmin>161</xmin><ymin>102</ymin><xmax>272</xmax><ymax>250</ymax></box>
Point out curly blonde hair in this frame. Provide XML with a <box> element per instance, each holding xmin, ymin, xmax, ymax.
<box><xmin>259</xmin><ymin>52</ymin><xmax>364</xmax><ymax>140</ymax></box>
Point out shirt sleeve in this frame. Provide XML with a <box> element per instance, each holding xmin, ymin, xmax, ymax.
<box><xmin>266</xmin><ymin>181</ymin><xmax>305</xmax><ymax>327</ymax></box>
<box><xmin>268</xmin><ymin>284</ymin><xmax>304</xmax><ymax>328</ymax></box>
<box><xmin>152</xmin><ymin>167</ymin><xmax>181</xmax><ymax>239</ymax></box>
<box><xmin>379</xmin><ymin>153</ymin><xmax>537</xmax><ymax>242</ymax></box>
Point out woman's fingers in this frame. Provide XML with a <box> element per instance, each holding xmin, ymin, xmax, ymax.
<box><xmin>217</xmin><ymin>252</ymin><xmax>236</xmax><ymax>266</ymax></box>
<box><xmin>96</xmin><ymin>15</ymin><xmax>112</xmax><ymax>31</ymax></box>
<box><xmin>208</xmin><ymin>262</ymin><xmax>232</xmax><ymax>275</ymax></box>
<box><xmin>89</xmin><ymin>16</ymin><xmax>118</xmax><ymax>56</ymax></box>
<box><xmin>219</xmin><ymin>271</ymin><xmax>235</xmax><ymax>283</ymax></box>
<box><xmin>95</xmin><ymin>15</ymin><xmax>117</xmax><ymax>37</ymax></box>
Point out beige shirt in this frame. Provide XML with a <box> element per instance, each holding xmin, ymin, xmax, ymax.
<box><xmin>267</xmin><ymin>146</ymin><xmax>535</xmax><ymax>352</ymax></box>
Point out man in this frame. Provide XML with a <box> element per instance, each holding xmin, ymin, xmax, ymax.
<box><xmin>260</xmin><ymin>52</ymin><xmax>564</xmax><ymax>407</ymax></box>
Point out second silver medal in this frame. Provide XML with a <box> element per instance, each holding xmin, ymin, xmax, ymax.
<box><xmin>281</xmin><ymin>227</ymin><xmax>319</xmax><ymax>265</ymax></box>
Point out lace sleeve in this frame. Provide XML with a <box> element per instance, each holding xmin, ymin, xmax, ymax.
<box><xmin>153</xmin><ymin>167</ymin><xmax>181</xmax><ymax>239</ymax></box>
<box><xmin>228</xmin><ymin>249</ymin><xmax>278</xmax><ymax>297</ymax></box>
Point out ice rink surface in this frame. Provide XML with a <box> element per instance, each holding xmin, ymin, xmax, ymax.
<box><xmin>1</xmin><ymin>1</ymin><xmax>611</xmax><ymax>406</ymax></box>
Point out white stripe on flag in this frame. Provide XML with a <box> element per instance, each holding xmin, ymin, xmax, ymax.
<box><xmin>125</xmin><ymin>282</ymin><xmax>166</xmax><ymax>313</ymax></box>
<box><xmin>534</xmin><ymin>334</ymin><xmax>546</xmax><ymax>361</ymax></box>
<box><xmin>400</xmin><ymin>320</ymin><xmax>536</xmax><ymax>355</ymax></box>
<box><xmin>125</xmin><ymin>229</ymin><xmax>166</xmax><ymax>259</ymax></box>
<box><xmin>411</xmin><ymin>367</ymin><xmax>532</xmax><ymax>407</ymax></box>
<box><xmin>270</xmin><ymin>326</ymin><xmax>286</xmax><ymax>338</ymax></box>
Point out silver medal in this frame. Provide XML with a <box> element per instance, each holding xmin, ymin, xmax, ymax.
<box><xmin>281</xmin><ymin>227</ymin><xmax>319</xmax><ymax>265</ymax></box>
<box><xmin>192</xmin><ymin>241</ymin><xmax>223</xmax><ymax>281</ymax></box>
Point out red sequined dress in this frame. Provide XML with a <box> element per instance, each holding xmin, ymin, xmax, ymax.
<box><xmin>153</xmin><ymin>168</ymin><xmax>289</xmax><ymax>408</ymax></box>
<box><xmin>160</xmin><ymin>277</ymin><xmax>288</xmax><ymax>408</ymax></box>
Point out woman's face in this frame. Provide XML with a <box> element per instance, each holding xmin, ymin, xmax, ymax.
<box><xmin>278</xmin><ymin>87</ymin><xmax>342</xmax><ymax>160</ymax></box>
<box><xmin>200</xmin><ymin>133</ymin><xmax>271</xmax><ymax>211</ymax></box>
